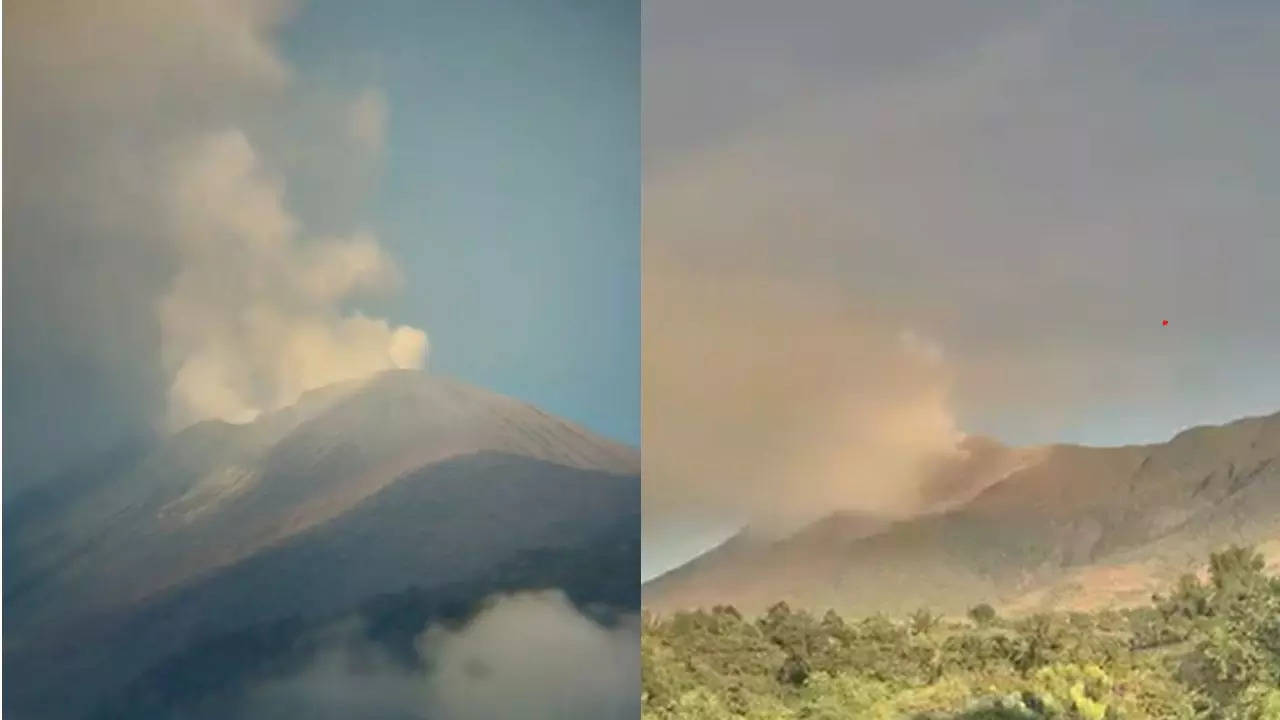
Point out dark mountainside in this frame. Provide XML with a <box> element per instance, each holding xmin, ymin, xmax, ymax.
<box><xmin>3</xmin><ymin>370</ymin><xmax>640</xmax><ymax>720</ymax></box>
<box><xmin>644</xmin><ymin>411</ymin><xmax>1280</xmax><ymax>618</ymax></box>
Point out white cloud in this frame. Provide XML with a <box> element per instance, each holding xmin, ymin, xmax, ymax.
<box><xmin>419</xmin><ymin>592</ymin><xmax>639</xmax><ymax>720</ymax></box>
<box><xmin>240</xmin><ymin>591</ymin><xmax>638</xmax><ymax>720</ymax></box>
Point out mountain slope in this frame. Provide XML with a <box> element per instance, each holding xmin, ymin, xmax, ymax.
<box><xmin>644</xmin><ymin>411</ymin><xmax>1280</xmax><ymax>617</ymax></box>
<box><xmin>3</xmin><ymin>371</ymin><xmax>639</xmax><ymax>719</ymax></box>
<box><xmin>5</xmin><ymin>370</ymin><xmax>634</xmax><ymax>638</ymax></box>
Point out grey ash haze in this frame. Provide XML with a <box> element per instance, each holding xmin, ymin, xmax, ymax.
<box><xmin>643</xmin><ymin>0</ymin><xmax>1280</xmax><ymax>579</ymax></box>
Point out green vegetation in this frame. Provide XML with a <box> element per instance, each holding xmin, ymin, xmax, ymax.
<box><xmin>642</xmin><ymin>546</ymin><xmax>1280</xmax><ymax>719</ymax></box>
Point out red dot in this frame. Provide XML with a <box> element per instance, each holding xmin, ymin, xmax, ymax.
<box><xmin>1162</xmin><ymin>320</ymin><xmax>1168</xmax><ymax>326</ymax></box>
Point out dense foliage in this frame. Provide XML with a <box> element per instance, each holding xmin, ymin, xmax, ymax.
<box><xmin>642</xmin><ymin>546</ymin><xmax>1280</xmax><ymax>719</ymax></box>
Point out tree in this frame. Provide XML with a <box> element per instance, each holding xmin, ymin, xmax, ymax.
<box><xmin>641</xmin><ymin>546</ymin><xmax>1279</xmax><ymax>720</ymax></box>
<box><xmin>1209</xmin><ymin>546</ymin><xmax>1267</xmax><ymax>593</ymax></box>
<box><xmin>968</xmin><ymin>603</ymin><xmax>997</xmax><ymax>627</ymax></box>
<box><xmin>777</xmin><ymin>652</ymin><xmax>810</xmax><ymax>687</ymax></box>
<box><xmin>911</xmin><ymin>608</ymin><xmax>942</xmax><ymax>635</ymax></box>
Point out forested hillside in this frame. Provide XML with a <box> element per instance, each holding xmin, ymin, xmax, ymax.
<box><xmin>642</xmin><ymin>546</ymin><xmax>1280</xmax><ymax>719</ymax></box>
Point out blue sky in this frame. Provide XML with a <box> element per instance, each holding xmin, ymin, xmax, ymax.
<box><xmin>280</xmin><ymin>0</ymin><xmax>640</xmax><ymax>446</ymax></box>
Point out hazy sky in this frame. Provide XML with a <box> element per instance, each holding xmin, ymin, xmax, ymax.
<box><xmin>643</xmin><ymin>0</ymin><xmax>1280</xmax><ymax>578</ymax></box>
<box><xmin>4</xmin><ymin>0</ymin><xmax>639</xmax><ymax>486</ymax></box>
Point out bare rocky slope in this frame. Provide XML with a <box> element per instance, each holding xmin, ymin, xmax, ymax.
<box><xmin>643</xmin><ymin>411</ymin><xmax>1280</xmax><ymax>618</ymax></box>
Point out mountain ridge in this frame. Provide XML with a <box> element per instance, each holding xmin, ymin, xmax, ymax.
<box><xmin>643</xmin><ymin>409</ymin><xmax>1280</xmax><ymax>617</ymax></box>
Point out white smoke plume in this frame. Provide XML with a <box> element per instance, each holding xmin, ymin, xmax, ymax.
<box><xmin>5</xmin><ymin>0</ymin><xmax>429</xmax><ymax>442</ymax></box>
<box><xmin>160</xmin><ymin>130</ymin><xmax>426</xmax><ymax>429</ymax></box>
<box><xmin>643</xmin><ymin>257</ymin><xmax>970</xmax><ymax>542</ymax></box>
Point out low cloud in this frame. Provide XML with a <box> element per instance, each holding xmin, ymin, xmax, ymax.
<box><xmin>238</xmin><ymin>591</ymin><xmax>638</xmax><ymax>720</ymax></box>
<box><xmin>419</xmin><ymin>592</ymin><xmax>639</xmax><ymax>720</ymax></box>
